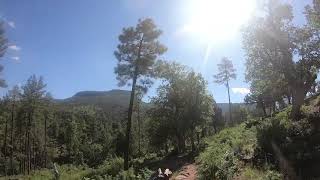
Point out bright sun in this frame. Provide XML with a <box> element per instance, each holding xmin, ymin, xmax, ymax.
<box><xmin>184</xmin><ymin>0</ymin><xmax>256</xmax><ymax>42</ymax></box>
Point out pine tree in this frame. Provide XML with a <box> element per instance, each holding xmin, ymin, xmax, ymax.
<box><xmin>8</xmin><ymin>85</ymin><xmax>21</xmax><ymax>174</ymax></box>
<box><xmin>114</xmin><ymin>18</ymin><xmax>167</xmax><ymax>170</ymax></box>
<box><xmin>213</xmin><ymin>57</ymin><xmax>236</xmax><ymax>123</ymax></box>
<box><xmin>21</xmin><ymin>75</ymin><xmax>46</xmax><ymax>174</ymax></box>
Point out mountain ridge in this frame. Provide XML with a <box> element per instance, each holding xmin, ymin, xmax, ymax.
<box><xmin>57</xmin><ymin>89</ymin><xmax>246</xmax><ymax>114</ymax></box>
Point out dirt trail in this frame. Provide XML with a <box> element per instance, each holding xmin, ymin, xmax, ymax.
<box><xmin>171</xmin><ymin>163</ymin><xmax>197</xmax><ymax>180</ymax></box>
<box><xmin>146</xmin><ymin>153</ymin><xmax>198</xmax><ymax>180</ymax></box>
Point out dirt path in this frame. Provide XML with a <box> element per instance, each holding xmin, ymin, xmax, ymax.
<box><xmin>146</xmin><ymin>153</ymin><xmax>198</xmax><ymax>180</ymax></box>
<box><xmin>171</xmin><ymin>163</ymin><xmax>197</xmax><ymax>180</ymax></box>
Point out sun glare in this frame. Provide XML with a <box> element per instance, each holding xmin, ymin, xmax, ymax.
<box><xmin>184</xmin><ymin>0</ymin><xmax>256</xmax><ymax>42</ymax></box>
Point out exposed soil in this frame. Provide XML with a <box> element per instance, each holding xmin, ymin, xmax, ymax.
<box><xmin>147</xmin><ymin>153</ymin><xmax>198</xmax><ymax>180</ymax></box>
<box><xmin>171</xmin><ymin>163</ymin><xmax>197</xmax><ymax>180</ymax></box>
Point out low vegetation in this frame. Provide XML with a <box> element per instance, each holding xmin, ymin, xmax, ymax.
<box><xmin>197</xmin><ymin>96</ymin><xmax>320</xmax><ymax>179</ymax></box>
<box><xmin>197</xmin><ymin>123</ymin><xmax>258</xmax><ymax>179</ymax></box>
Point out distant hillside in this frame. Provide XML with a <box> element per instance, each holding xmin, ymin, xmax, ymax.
<box><xmin>56</xmin><ymin>90</ymin><xmax>132</xmax><ymax>113</ymax></box>
<box><xmin>58</xmin><ymin>89</ymin><xmax>253</xmax><ymax>114</ymax></box>
<box><xmin>64</xmin><ymin>90</ymin><xmax>131</xmax><ymax>106</ymax></box>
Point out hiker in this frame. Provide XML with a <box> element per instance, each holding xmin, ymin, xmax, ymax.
<box><xmin>153</xmin><ymin>168</ymin><xmax>172</xmax><ymax>180</ymax></box>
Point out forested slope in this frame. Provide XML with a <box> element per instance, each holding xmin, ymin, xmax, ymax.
<box><xmin>197</xmin><ymin>94</ymin><xmax>320</xmax><ymax>180</ymax></box>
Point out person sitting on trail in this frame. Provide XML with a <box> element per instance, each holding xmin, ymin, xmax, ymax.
<box><xmin>153</xmin><ymin>168</ymin><xmax>172</xmax><ymax>180</ymax></box>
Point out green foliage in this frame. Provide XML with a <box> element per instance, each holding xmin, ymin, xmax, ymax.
<box><xmin>212</xmin><ymin>105</ymin><xmax>225</xmax><ymax>133</ymax></box>
<box><xmin>0</xmin><ymin>165</ymin><xmax>92</xmax><ymax>180</ymax></box>
<box><xmin>148</xmin><ymin>61</ymin><xmax>216</xmax><ymax>153</ymax></box>
<box><xmin>197</xmin><ymin>124</ymin><xmax>257</xmax><ymax>179</ymax></box>
<box><xmin>243</xmin><ymin>0</ymin><xmax>320</xmax><ymax>118</ymax></box>
<box><xmin>305</xmin><ymin>0</ymin><xmax>320</xmax><ymax>28</ymax></box>
<box><xmin>238</xmin><ymin>167</ymin><xmax>282</xmax><ymax>180</ymax></box>
<box><xmin>84</xmin><ymin>157</ymin><xmax>152</xmax><ymax>180</ymax></box>
<box><xmin>0</xmin><ymin>76</ymin><xmax>124</xmax><ymax>176</ymax></box>
<box><xmin>114</xmin><ymin>18</ymin><xmax>167</xmax><ymax>87</ymax></box>
<box><xmin>213</xmin><ymin>57</ymin><xmax>236</xmax><ymax>85</ymax></box>
<box><xmin>93</xmin><ymin>157</ymin><xmax>124</xmax><ymax>177</ymax></box>
<box><xmin>255</xmin><ymin>106</ymin><xmax>320</xmax><ymax>179</ymax></box>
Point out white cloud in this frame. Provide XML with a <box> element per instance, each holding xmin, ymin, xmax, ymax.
<box><xmin>8</xmin><ymin>45</ymin><xmax>21</xmax><ymax>51</ymax></box>
<box><xmin>7</xmin><ymin>21</ymin><xmax>15</xmax><ymax>28</ymax></box>
<box><xmin>232</xmin><ymin>87</ymin><xmax>250</xmax><ymax>95</ymax></box>
<box><xmin>10</xmin><ymin>56</ymin><xmax>20</xmax><ymax>62</ymax></box>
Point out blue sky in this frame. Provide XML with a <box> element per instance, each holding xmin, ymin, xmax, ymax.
<box><xmin>0</xmin><ymin>0</ymin><xmax>311</xmax><ymax>103</ymax></box>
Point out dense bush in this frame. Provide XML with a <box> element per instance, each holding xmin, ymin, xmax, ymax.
<box><xmin>83</xmin><ymin>157</ymin><xmax>153</xmax><ymax>180</ymax></box>
<box><xmin>237</xmin><ymin>167</ymin><xmax>282</xmax><ymax>180</ymax></box>
<box><xmin>0</xmin><ymin>165</ymin><xmax>93</xmax><ymax>180</ymax></box>
<box><xmin>256</xmin><ymin>107</ymin><xmax>320</xmax><ymax>179</ymax></box>
<box><xmin>85</xmin><ymin>157</ymin><xmax>124</xmax><ymax>178</ymax></box>
<box><xmin>196</xmin><ymin>124</ymin><xmax>258</xmax><ymax>179</ymax></box>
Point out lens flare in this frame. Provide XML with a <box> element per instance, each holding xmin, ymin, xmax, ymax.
<box><xmin>184</xmin><ymin>0</ymin><xmax>256</xmax><ymax>42</ymax></box>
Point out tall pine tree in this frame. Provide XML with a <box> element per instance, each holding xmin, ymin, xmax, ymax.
<box><xmin>114</xmin><ymin>18</ymin><xmax>167</xmax><ymax>169</ymax></box>
<box><xmin>213</xmin><ymin>57</ymin><xmax>236</xmax><ymax>123</ymax></box>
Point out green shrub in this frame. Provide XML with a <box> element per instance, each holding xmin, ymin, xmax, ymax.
<box><xmin>197</xmin><ymin>124</ymin><xmax>257</xmax><ymax>179</ymax></box>
<box><xmin>256</xmin><ymin>107</ymin><xmax>320</xmax><ymax>179</ymax></box>
<box><xmin>84</xmin><ymin>157</ymin><xmax>152</xmax><ymax>179</ymax></box>
<box><xmin>239</xmin><ymin>167</ymin><xmax>282</xmax><ymax>180</ymax></box>
<box><xmin>1</xmin><ymin>164</ymin><xmax>92</xmax><ymax>180</ymax></box>
<box><xmin>87</xmin><ymin>156</ymin><xmax>123</xmax><ymax>178</ymax></box>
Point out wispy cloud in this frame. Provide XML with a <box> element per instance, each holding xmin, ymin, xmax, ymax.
<box><xmin>8</xmin><ymin>45</ymin><xmax>21</xmax><ymax>51</ymax></box>
<box><xmin>10</xmin><ymin>56</ymin><xmax>20</xmax><ymax>62</ymax></box>
<box><xmin>232</xmin><ymin>87</ymin><xmax>250</xmax><ymax>95</ymax></box>
<box><xmin>7</xmin><ymin>21</ymin><xmax>15</xmax><ymax>28</ymax></box>
<box><xmin>0</xmin><ymin>17</ymin><xmax>16</xmax><ymax>29</ymax></box>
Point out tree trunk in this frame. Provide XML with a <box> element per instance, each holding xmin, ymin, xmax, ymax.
<box><xmin>10</xmin><ymin>103</ymin><xmax>15</xmax><ymax>175</ymax></box>
<box><xmin>291</xmin><ymin>87</ymin><xmax>306</xmax><ymax>120</ymax></box>
<box><xmin>27</xmin><ymin>111</ymin><xmax>32</xmax><ymax>175</ymax></box>
<box><xmin>177</xmin><ymin>133</ymin><xmax>185</xmax><ymax>153</ymax></box>
<box><xmin>24</xmin><ymin>122</ymin><xmax>28</xmax><ymax>175</ymax></box>
<box><xmin>190</xmin><ymin>130</ymin><xmax>195</xmax><ymax>152</ymax></box>
<box><xmin>257</xmin><ymin>96</ymin><xmax>267</xmax><ymax>117</ymax></box>
<box><xmin>165</xmin><ymin>142</ymin><xmax>168</xmax><ymax>154</ymax></box>
<box><xmin>226</xmin><ymin>81</ymin><xmax>232</xmax><ymax>123</ymax></box>
<box><xmin>137</xmin><ymin>101</ymin><xmax>141</xmax><ymax>155</ymax></box>
<box><xmin>271</xmin><ymin>102</ymin><xmax>276</xmax><ymax>117</ymax></box>
<box><xmin>44</xmin><ymin>114</ymin><xmax>47</xmax><ymax>168</ymax></box>
<box><xmin>2</xmin><ymin>117</ymin><xmax>8</xmax><ymax>176</ymax></box>
<box><xmin>32</xmin><ymin>138</ymin><xmax>35</xmax><ymax>171</ymax></box>
<box><xmin>124</xmin><ymin>35</ymin><xmax>144</xmax><ymax>170</ymax></box>
<box><xmin>197</xmin><ymin>132</ymin><xmax>200</xmax><ymax>147</ymax></box>
<box><xmin>124</xmin><ymin>71</ymin><xmax>138</xmax><ymax>170</ymax></box>
<box><xmin>212</xmin><ymin>123</ymin><xmax>217</xmax><ymax>134</ymax></box>
<box><xmin>19</xmin><ymin>121</ymin><xmax>22</xmax><ymax>174</ymax></box>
